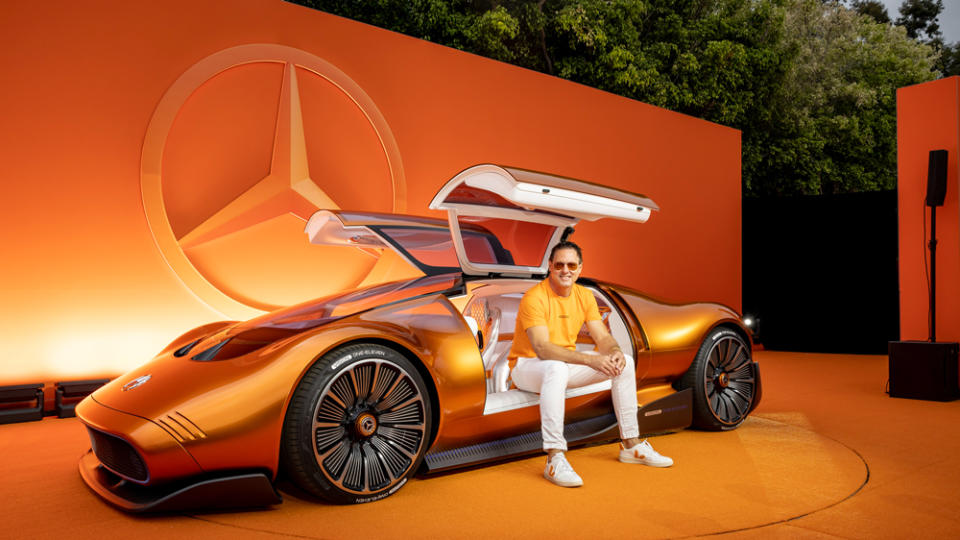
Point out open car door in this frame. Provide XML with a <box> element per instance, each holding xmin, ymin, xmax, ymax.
<box><xmin>429</xmin><ymin>164</ymin><xmax>659</xmax><ymax>277</ymax></box>
<box><xmin>304</xmin><ymin>209</ymin><xmax>520</xmax><ymax>280</ymax></box>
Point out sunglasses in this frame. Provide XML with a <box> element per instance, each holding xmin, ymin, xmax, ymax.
<box><xmin>552</xmin><ymin>261</ymin><xmax>581</xmax><ymax>271</ymax></box>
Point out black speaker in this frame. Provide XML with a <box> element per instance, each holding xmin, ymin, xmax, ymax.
<box><xmin>888</xmin><ymin>341</ymin><xmax>960</xmax><ymax>401</ymax></box>
<box><xmin>926</xmin><ymin>149</ymin><xmax>948</xmax><ymax>207</ymax></box>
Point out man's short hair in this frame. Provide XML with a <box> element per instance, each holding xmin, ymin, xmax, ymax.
<box><xmin>549</xmin><ymin>241</ymin><xmax>583</xmax><ymax>263</ymax></box>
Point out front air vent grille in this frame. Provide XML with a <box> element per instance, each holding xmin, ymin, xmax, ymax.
<box><xmin>156</xmin><ymin>412</ymin><xmax>207</xmax><ymax>443</ymax></box>
<box><xmin>87</xmin><ymin>428</ymin><xmax>148</xmax><ymax>483</ymax></box>
<box><xmin>174</xmin><ymin>339</ymin><xmax>200</xmax><ymax>357</ymax></box>
<box><xmin>191</xmin><ymin>339</ymin><xmax>229</xmax><ymax>362</ymax></box>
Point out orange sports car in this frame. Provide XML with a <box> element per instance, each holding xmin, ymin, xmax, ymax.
<box><xmin>76</xmin><ymin>164</ymin><xmax>760</xmax><ymax>511</ymax></box>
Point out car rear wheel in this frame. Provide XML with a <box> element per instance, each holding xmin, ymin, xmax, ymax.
<box><xmin>676</xmin><ymin>327</ymin><xmax>756</xmax><ymax>430</ymax></box>
<box><xmin>281</xmin><ymin>343</ymin><xmax>432</xmax><ymax>504</ymax></box>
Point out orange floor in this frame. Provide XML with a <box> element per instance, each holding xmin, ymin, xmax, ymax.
<box><xmin>1</xmin><ymin>351</ymin><xmax>958</xmax><ymax>539</ymax></box>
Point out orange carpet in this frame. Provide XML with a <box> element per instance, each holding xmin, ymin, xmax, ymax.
<box><xmin>1</xmin><ymin>351</ymin><xmax>958</xmax><ymax>538</ymax></box>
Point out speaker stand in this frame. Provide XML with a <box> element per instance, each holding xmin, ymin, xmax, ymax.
<box><xmin>929</xmin><ymin>204</ymin><xmax>938</xmax><ymax>341</ymax></box>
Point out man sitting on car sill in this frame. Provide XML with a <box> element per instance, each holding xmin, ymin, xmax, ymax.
<box><xmin>508</xmin><ymin>240</ymin><xmax>674</xmax><ymax>487</ymax></box>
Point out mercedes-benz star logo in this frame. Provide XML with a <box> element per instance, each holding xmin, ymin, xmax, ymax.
<box><xmin>141</xmin><ymin>44</ymin><xmax>408</xmax><ymax>319</ymax></box>
<box><xmin>122</xmin><ymin>375</ymin><xmax>152</xmax><ymax>392</ymax></box>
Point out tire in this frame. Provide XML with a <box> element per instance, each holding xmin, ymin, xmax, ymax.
<box><xmin>281</xmin><ymin>343</ymin><xmax>433</xmax><ymax>504</ymax></box>
<box><xmin>676</xmin><ymin>327</ymin><xmax>756</xmax><ymax>431</ymax></box>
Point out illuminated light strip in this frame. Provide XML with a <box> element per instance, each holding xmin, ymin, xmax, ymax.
<box><xmin>513</xmin><ymin>182</ymin><xmax>654</xmax><ymax>222</ymax></box>
<box><xmin>457</xmin><ymin>168</ymin><xmax>655</xmax><ymax>223</ymax></box>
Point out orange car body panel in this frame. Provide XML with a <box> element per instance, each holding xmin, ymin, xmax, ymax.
<box><xmin>75</xmin><ymin>397</ymin><xmax>204</xmax><ymax>484</ymax></box>
<box><xmin>603</xmin><ymin>283</ymin><xmax>749</xmax><ymax>382</ymax></box>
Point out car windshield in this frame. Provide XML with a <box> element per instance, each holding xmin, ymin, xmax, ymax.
<box><xmin>236</xmin><ymin>273</ymin><xmax>461</xmax><ymax>332</ymax></box>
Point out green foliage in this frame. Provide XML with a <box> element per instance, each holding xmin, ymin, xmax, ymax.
<box><xmin>941</xmin><ymin>42</ymin><xmax>960</xmax><ymax>77</ymax></box>
<box><xmin>291</xmin><ymin>0</ymin><xmax>938</xmax><ymax>197</ymax></box>
<box><xmin>895</xmin><ymin>0</ymin><xmax>943</xmax><ymax>41</ymax></box>
<box><xmin>761</xmin><ymin>0</ymin><xmax>937</xmax><ymax>195</ymax></box>
<box><xmin>850</xmin><ymin>0</ymin><xmax>890</xmax><ymax>24</ymax></box>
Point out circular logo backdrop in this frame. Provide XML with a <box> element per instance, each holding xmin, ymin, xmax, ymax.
<box><xmin>142</xmin><ymin>44</ymin><xmax>406</xmax><ymax>318</ymax></box>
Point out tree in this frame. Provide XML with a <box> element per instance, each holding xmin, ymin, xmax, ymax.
<box><xmin>850</xmin><ymin>0</ymin><xmax>890</xmax><ymax>24</ymax></box>
<box><xmin>754</xmin><ymin>0</ymin><xmax>937</xmax><ymax>195</ymax></box>
<box><xmin>941</xmin><ymin>42</ymin><xmax>960</xmax><ymax>76</ymax></box>
<box><xmin>895</xmin><ymin>0</ymin><xmax>943</xmax><ymax>42</ymax></box>
<box><xmin>292</xmin><ymin>0</ymin><xmax>938</xmax><ymax>196</ymax></box>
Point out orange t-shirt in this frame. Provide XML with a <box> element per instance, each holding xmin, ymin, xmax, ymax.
<box><xmin>508</xmin><ymin>279</ymin><xmax>602</xmax><ymax>359</ymax></box>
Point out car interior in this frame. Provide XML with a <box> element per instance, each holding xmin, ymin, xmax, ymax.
<box><xmin>457</xmin><ymin>279</ymin><xmax>634</xmax><ymax>415</ymax></box>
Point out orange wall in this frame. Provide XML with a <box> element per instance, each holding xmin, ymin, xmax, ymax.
<box><xmin>0</xmin><ymin>0</ymin><xmax>741</xmax><ymax>385</ymax></box>
<box><xmin>897</xmin><ymin>77</ymin><xmax>960</xmax><ymax>342</ymax></box>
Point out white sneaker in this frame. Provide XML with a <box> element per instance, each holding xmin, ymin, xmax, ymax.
<box><xmin>619</xmin><ymin>440</ymin><xmax>673</xmax><ymax>467</ymax></box>
<box><xmin>544</xmin><ymin>453</ymin><xmax>583</xmax><ymax>487</ymax></box>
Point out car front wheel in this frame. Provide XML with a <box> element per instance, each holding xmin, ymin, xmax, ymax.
<box><xmin>281</xmin><ymin>343</ymin><xmax>432</xmax><ymax>504</ymax></box>
<box><xmin>677</xmin><ymin>327</ymin><xmax>756</xmax><ymax>430</ymax></box>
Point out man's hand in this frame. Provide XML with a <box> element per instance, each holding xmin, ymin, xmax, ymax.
<box><xmin>609</xmin><ymin>348</ymin><xmax>626</xmax><ymax>374</ymax></box>
<box><xmin>585</xmin><ymin>319</ymin><xmax>626</xmax><ymax>376</ymax></box>
<box><xmin>590</xmin><ymin>354</ymin><xmax>622</xmax><ymax>377</ymax></box>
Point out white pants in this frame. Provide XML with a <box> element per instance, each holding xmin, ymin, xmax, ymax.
<box><xmin>511</xmin><ymin>352</ymin><xmax>640</xmax><ymax>451</ymax></box>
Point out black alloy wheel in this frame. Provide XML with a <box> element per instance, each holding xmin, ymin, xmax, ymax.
<box><xmin>281</xmin><ymin>343</ymin><xmax>432</xmax><ymax>504</ymax></box>
<box><xmin>677</xmin><ymin>327</ymin><xmax>756</xmax><ymax>430</ymax></box>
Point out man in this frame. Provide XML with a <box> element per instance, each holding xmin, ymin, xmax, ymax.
<box><xmin>508</xmin><ymin>240</ymin><xmax>673</xmax><ymax>487</ymax></box>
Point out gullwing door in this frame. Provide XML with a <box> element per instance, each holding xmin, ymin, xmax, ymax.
<box><xmin>429</xmin><ymin>164</ymin><xmax>659</xmax><ymax>277</ymax></box>
<box><xmin>304</xmin><ymin>209</ymin><xmax>514</xmax><ymax>278</ymax></box>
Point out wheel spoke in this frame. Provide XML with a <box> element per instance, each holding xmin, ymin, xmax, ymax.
<box><xmin>330</xmin><ymin>376</ymin><xmax>356</xmax><ymax>409</ymax></box>
<box><xmin>379</xmin><ymin>396</ymin><xmax>424</xmax><ymax>422</ymax></box>
<box><xmin>316</xmin><ymin>395</ymin><xmax>347</xmax><ymax>423</ymax></box>
<box><xmin>727</xmin><ymin>388</ymin><xmax>747</xmax><ymax>418</ymax></box>
<box><xmin>705</xmin><ymin>379</ymin><xmax>717</xmax><ymax>398</ymax></box>
<box><xmin>348</xmin><ymin>368</ymin><xmax>362</xmax><ymax>404</ymax></box>
<box><xmin>729</xmin><ymin>361</ymin><xmax>753</xmax><ymax>380</ymax></box>
<box><xmin>728</xmin><ymin>382</ymin><xmax>754</xmax><ymax>404</ymax></box>
<box><xmin>370</xmin><ymin>435</ymin><xmax>410</xmax><ymax>478</ymax></box>
<box><xmin>726</xmin><ymin>390</ymin><xmax>747</xmax><ymax>419</ymax></box>
<box><xmin>320</xmin><ymin>439</ymin><xmax>350</xmax><ymax>477</ymax></box>
<box><xmin>724</xmin><ymin>343</ymin><xmax>744</xmax><ymax>371</ymax></box>
<box><xmin>324</xmin><ymin>390</ymin><xmax>348</xmax><ymax>410</ymax></box>
<box><xmin>721</xmin><ymin>340</ymin><xmax>738</xmax><ymax>370</ymax></box>
<box><xmin>351</xmin><ymin>362</ymin><xmax>375</xmax><ymax>402</ymax></box>
<box><xmin>707</xmin><ymin>347</ymin><xmax>720</xmax><ymax>371</ymax></box>
<box><xmin>721</xmin><ymin>392</ymin><xmax>739</xmax><ymax>422</ymax></box>
<box><xmin>384</xmin><ymin>422</ymin><xmax>426</xmax><ymax>432</ymax></box>
<box><xmin>718</xmin><ymin>340</ymin><xmax>731</xmax><ymax>369</ymax></box>
<box><xmin>378</xmin><ymin>425</ymin><xmax>422</xmax><ymax>456</ymax></box>
<box><xmin>338</xmin><ymin>443</ymin><xmax>365</xmax><ymax>491</ymax></box>
<box><xmin>377</xmin><ymin>376</ymin><xmax>416</xmax><ymax>412</ymax></box>
<box><xmin>315</xmin><ymin>425</ymin><xmax>346</xmax><ymax>452</ymax></box>
<box><xmin>369</xmin><ymin>363</ymin><xmax>397</xmax><ymax>403</ymax></box>
<box><xmin>362</xmin><ymin>442</ymin><xmax>391</xmax><ymax>491</ymax></box>
<box><xmin>727</xmin><ymin>346</ymin><xmax>749</xmax><ymax>373</ymax></box>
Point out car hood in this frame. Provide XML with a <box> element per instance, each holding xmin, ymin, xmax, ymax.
<box><xmin>88</xmin><ymin>273</ymin><xmax>461</xmax><ymax>421</ymax></box>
